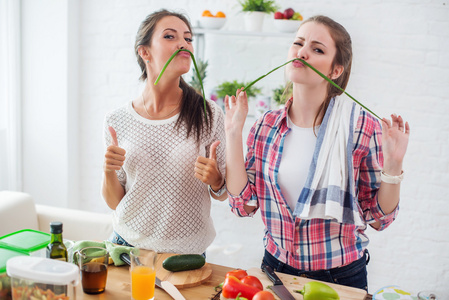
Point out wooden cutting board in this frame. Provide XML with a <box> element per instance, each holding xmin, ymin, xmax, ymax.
<box><xmin>155</xmin><ymin>253</ymin><xmax>212</xmax><ymax>288</ymax></box>
<box><xmin>247</xmin><ymin>267</ymin><xmax>367</xmax><ymax>300</ymax></box>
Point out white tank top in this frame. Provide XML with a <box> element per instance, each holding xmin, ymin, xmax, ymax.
<box><xmin>278</xmin><ymin>116</ymin><xmax>318</xmax><ymax>212</ymax></box>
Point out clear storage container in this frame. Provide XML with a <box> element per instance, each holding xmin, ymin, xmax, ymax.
<box><xmin>0</xmin><ymin>247</ymin><xmax>27</xmax><ymax>300</ymax></box>
<box><xmin>0</xmin><ymin>229</ymin><xmax>50</xmax><ymax>257</ymax></box>
<box><xmin>7</xmin><ymin>256</ymin><xmax>79</xmax><ymax>299</ymax></box>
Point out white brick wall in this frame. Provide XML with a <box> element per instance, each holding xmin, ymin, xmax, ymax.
<box><xmin>72</xmin><ymin>0</ymin><xmax>449</xmax><ymax>297</ymax></box>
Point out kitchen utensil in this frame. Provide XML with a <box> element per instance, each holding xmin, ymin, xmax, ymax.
<box><xmin>248</xmin><ymin>267</ymin><xmax>367</xmax><ymax>300</ymax></box>
<box><xmin>156</xmin><ymin>253</ymin><xmax>212</xmax><ymax>288</ymax></box>
<box><xmin>157</xmin><ymin>277</ymin><xmax>187</xmax><ymax>300</ymax></box>
<box><xmin>262</xmin><ymin>264</ymin><xmax>295</xmax><ymax>300</ymax></box>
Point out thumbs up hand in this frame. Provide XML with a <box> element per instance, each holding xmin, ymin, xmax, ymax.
<box><xmin>195</xmin><ymin>140</ymin><xmax>224</xmax><ymax>190</ymax></box>
<box><xmin>104</xmin><ymin>126</ymin><xmax>126</xmax><ymax>173</ymax></box>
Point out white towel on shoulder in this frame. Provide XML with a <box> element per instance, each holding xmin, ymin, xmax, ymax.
<box><xmin>293</xmin><ymin>95</ymin><xmax>364</xmax><ymax>226</ymax></box>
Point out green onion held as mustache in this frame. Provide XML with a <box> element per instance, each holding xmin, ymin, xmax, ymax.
<box><xmin>154</xmin><ymin>49</ymin><xmax>208</xmax><ymax>122</ymax></box>
<box><xmin>243</xmin><ymin>58</ymin><xmax>381</xmax><ymax>120</ymax></box>
<box><xmin>155</xmin><ymin>52</ymin><xmax>381</xmax><ymax>122</ymax></box>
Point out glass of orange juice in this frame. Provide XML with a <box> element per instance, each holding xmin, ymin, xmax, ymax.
<box><xmin>130</xmin><ymin>248</ymin><xmax>157</xmax><ymax>300</ymax></box>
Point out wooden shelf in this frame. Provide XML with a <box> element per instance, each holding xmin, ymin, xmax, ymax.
<box><xmin>193</xmin><ymin>27</ymin><xmax>294</xmax><ymax>38</ymax></box>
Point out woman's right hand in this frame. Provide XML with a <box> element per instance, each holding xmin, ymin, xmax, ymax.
<box><xmin>224</xmin><ymin>88</ymin><xmax>248</xmax><ymax>135</ymax></box>
<box><xmin>104</xmin><ymin>126</ymin><xmax>126</xmax><ymax>173</ymax></box>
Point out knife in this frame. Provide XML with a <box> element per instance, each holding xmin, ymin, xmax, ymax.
<box><xmin>120</xmin><ymin>253</ymin><xmax>186</xmax><ymax>300</ymax></box>
<box><xmin>261</xmin><ymin>264</ymin><xmax>295</xmax><ymax>300</ymax></box>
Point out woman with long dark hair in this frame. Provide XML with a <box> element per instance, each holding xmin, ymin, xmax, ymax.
<box><xmin>102</xmin><ymin>9</ymin><xmax>227</xmax><ymax>254</ymax></box>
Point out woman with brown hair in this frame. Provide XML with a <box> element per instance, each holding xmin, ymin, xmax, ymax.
<box><xmin>102</xmin><ymin>9</ymin><xmax>227</xmax><ymax>254</ymax></box>
<box><xmin>225</xmin><ymin>15</ymin><xmax>410</xmax><ymax>290</ymax></box>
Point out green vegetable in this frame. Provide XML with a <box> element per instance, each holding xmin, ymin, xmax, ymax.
<box><xmin>154</xmin><ymin>49</ymin><xmax>208</xmax><ymax>122</ymax></box>
<box><xmin>243</xmin><ymin>58</ymin><xmax>381</xmax><ymax>120</ymax></box>
<box><xmin>162</xmin><ymin>254</ymin><xmax>206</xmax><ymax>272</ymax></box>
<box><xmin>294</xmin><ymin>281</ymin><xmax>340</xmax><ymax>300</ymax></box>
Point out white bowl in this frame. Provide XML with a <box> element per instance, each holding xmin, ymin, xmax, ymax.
<box><xmin>273</xmin><ymin>19</ymin><xmax>302</xmax><ymax>33</ymax></box>
<box><xmin>198</xmin><ymin>17</ymin><xmax>226</xmax><ymax>30</ymax></box>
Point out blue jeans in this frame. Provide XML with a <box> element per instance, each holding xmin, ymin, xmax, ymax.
<box><xmin>108</xmin><ymin>231</ymin><xmax>134</xmax><ymax>247</ymax></box>
<box><xmin>262</xmin><ymin>249</ymin><xmax>369</xmax><ymax>291</ymax></box>
<box><xmin>108</xmin><ymin>231</ymin><xmax>207</xmax><ymax>258</ymax></box>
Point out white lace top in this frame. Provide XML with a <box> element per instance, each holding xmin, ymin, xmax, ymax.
<box><xmin>103</xmin><ymin>99</ymin><xmax>226</xmax><ymax>254</ymax></box>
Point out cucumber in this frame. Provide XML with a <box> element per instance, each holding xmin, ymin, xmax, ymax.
<box><xmin>162</xmin><ymin>254</ymin><xmax>206</xmax><ymax>272</ymax></box>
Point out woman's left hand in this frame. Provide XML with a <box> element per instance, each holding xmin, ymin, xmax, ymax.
<box><xmin>381</xmin><ymin>114</ymin><xmax>410</xmax><ymax>172</ymax></box>
<box><xmin>195</xmin><ymin>140</ymin><xmax>224</xmax><ymax>190</ymax></box>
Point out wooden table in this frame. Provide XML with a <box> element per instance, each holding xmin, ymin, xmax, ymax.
<box><xmin>77</xmin><ymin>263</ymin><xmax>230</xmax><ymax>300</ymax></box>
<box><xmin>76</xmin><ymin>262</ymin><xmax>374</xmax><ymax>300</ymax></box>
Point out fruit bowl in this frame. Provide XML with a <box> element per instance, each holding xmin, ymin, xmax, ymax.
<box><xmin>198</xmin><ymin>17</ymin><xmax>226</xmax><ymax>30</ymax></box>
<box><xmin>273</xmin><ymin>19</ymin><xmax>302</xmax><ymax>33</ymax></box>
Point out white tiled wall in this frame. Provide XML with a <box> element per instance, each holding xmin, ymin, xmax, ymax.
<box><xmin>22</xmin><ymin>0</ymin><xmax>449</xmax><ymax>297</ymax></box>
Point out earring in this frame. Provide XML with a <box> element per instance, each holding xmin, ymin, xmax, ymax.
<box><xmin>146</xmin><ymin>60</ymin><xmax>149</xmax><ymax>63</ymax></box>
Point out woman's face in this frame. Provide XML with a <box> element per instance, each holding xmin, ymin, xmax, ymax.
<box><xmin>286</xmin><ymin>21</ymin><xmax>342</xmax><ymax>86</ymax></box>
<box><xmin>147</xmin><ymin>16</ymin><xmax>193</xmax><ymax>78</ymax></box>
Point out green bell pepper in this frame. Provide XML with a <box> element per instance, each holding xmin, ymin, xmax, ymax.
<box><xmin>295</xmin><ymin>281</ymin><xmax>340</xmax><ymax>300</ymax></box>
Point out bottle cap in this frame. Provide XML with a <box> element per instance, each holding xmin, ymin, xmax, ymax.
<box><xmin>50</xmin><ymin>222</ymin><xmax>63</xmax><ymax>234</ymax></box>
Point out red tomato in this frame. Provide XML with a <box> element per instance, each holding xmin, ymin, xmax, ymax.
<box><xmin>225</xmin><ymin>269</ymin><xmax>248</xmax><ymax>280</ymax></box>
<box><xmin>241</xmin><ymin>276</ymin><xmax>263</xmax><ymax>291</ymax></box>
<box><xmin>253</xmin><ymin>290</ymin><xmax>275</xmax><ymax>300</ymax></box>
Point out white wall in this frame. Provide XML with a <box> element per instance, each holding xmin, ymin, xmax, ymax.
<box><xmin>18</xmin><ymin>0</ymin><xmax>449</xmax><ymax>297</ymax></box>
<box><xmin>21</xmin><ymin>0</ymin><xmax>79</xmax><ymax>208</ymax></box>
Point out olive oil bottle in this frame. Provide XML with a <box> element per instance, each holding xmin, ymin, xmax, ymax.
<box><xmin>46</xmin><ymin>221</ymin><xmax>68</xmax><ymax>261</ymax></box>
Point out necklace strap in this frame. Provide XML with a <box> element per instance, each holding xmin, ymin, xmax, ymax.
<box><xmin>141</xmin><ymin>94</ymin><xmax>181</xmax><ymax>120</ymax></box>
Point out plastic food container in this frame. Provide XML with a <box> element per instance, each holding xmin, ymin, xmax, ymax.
<box><xmin>0</xmin><ymin>247</ymin><xmax>27</xmax><ymax>300</ymax></box>
<box><xmin>0</xmin><ymin>229</ymin><xmax>50</xmax><ymax>257</ymax></box>
<box><xmin>7</xmin><ymin>256</ymin><xmax>79</xmax><ymax>299</ymax></box>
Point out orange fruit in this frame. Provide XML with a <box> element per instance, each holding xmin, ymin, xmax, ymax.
<box><xmin>202</xmin><ymin>10</ymin><xmax>214</xmax><ymax>17</ymax></box>
<box><xmin>216</xmin><ymin>11</ymin><xmax>226</xmax><ymax>18</ymax></box>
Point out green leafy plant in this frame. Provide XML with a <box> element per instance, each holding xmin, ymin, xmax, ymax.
<box><xmin>272</xmin><ymin>83</ymin><xmax>292</xmax><ymax>105</ymax></box>
<box><xmin>216</xmin><ymin>80</ymin><xmax>261</xmax><ymax>99</ymax></box>
<box><xmin>189</xmin><ymin>59</ymin><xmax>208</xmax><ymax>95</ymax></box>
<box><xmin>239</xmin><ymin>0</ymin><xmax>279</xmax><ymax>13</ymax></box>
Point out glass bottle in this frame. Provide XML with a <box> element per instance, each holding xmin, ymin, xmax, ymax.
<box><xmin>46</xmin><ymin>221</ymin><xmax>68</xmax><ymax>262</ymax></box>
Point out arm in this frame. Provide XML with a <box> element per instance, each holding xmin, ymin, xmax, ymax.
<box><xmin>195</xmin><ymin>140</ymin><xmax>227</xmax><ymax>201</ymax></box>
<box><xmin>224</xmin><ymin>89</ymin><xmax>258</xmax><ymax>215</ymax></box>
<box><xmin>102</xmin><ymin>126</ymin><xmax>126</xmax><ymax>210</ymax></box>
<box><xmin>358</xmin><ymin>113</ymin><xmax>409</xmax><ymax>230</ymax></box>
<box><xmin>195</xmin><ymin>103</ymin><xmax>227</xmax><ymax>201</ymax></box>
<box><xmin>372</xmin><ymin>114</ymin><xmax>410</xmax><ymax>229</ymax></box>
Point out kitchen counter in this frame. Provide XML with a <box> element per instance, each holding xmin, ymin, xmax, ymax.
<box><xmin>77</xmin><ymin>262</ymin><xmax>373</xmax><ymax>300</ymax></box>
<box><xmin>77</xmin><ymin>262</ymin><xmax>230</xmax><ymax>300</ymax></box>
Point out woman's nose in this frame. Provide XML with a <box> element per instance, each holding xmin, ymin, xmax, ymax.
<box><xmin>178</xmin><ymin>39</ymin><xmax>188</xmax><ymax>50</ymax></box>
<box><xmin>297</xmin><ymin>47</ymin><xmax>308</xmax><ymax>60</ymax></box>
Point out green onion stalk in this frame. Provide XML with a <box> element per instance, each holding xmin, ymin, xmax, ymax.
<box><xmin>243</xmin><ymin>58</ymin><xmax>381</xmax><ymax>120</ymax></box>
<box><xmin>154</xmin><ymin>49</ymin><xmax>208</xmax><ymax>122</ymax></box>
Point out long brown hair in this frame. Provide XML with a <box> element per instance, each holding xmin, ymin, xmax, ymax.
<box><xmin>300</xmin><ymin>15</ymin><xmax>353</xmax><ymax>129</ymax></box>
<box><xmin>134</xmin><ymin>9</ymin><xmax>212</xmax><ymax>141</ymax></box>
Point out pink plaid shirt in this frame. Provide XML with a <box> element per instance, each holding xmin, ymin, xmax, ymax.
<box><xmin>228</xmin><ymin>99</ymin><xmax>399</xmax><ymax>271</ymax></box>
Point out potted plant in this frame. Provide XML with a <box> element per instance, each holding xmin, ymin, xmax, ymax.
<box><xmin>216</xmin><ymin>80</ymin><xmax>261</xmax><ymax>99</ymax></box>
<box><xmin>189</xmin><ymin>58</ymin><xmax>208</xmax><ymax>95</ymax></box>
<box><xmin>215</xmin><ymin>80</ymin><xmax>262</xmax><ymax>115</ymax></box>
<box><xmin>239</xmin><ymin>0</ymin><xmax>279</xmax><ymax>31</ymax></box>
<box><xmin>272</xmin><ymin>83</ymin><xmax>292</xmax><ymax>108</ymax></box>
